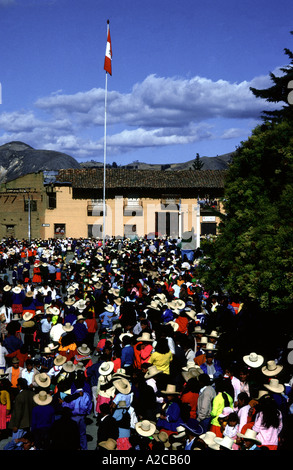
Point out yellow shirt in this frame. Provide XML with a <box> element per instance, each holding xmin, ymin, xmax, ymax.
<box><xmin>149</xmin><ymin>351</ymin><xmax>173</xmax><ymax>375</ymax></box>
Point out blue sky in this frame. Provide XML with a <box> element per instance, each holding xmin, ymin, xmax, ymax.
<box><xmin>0</xmin><ymin>0</ymin><xmax>292</xmax><ymax>165</ymax></box>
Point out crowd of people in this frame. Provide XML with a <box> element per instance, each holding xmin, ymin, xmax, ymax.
<box><xmin>0</xmin><ymin>235</ymin><xmax>292</xmax><ymax>451</ymax></box>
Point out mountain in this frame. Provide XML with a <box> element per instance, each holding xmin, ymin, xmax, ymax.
<box><xmin>80</xmin><ymin>152</ymin><xmax>234</xmax><ymax>171</ymax></box>
<box><xmin>0</xmin><ymin>141</ymin><xmax>81</xmax><ymax>183</ymax></box>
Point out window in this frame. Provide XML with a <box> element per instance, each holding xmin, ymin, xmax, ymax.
<box><xmin>54</xmin><ymin>223</ymin><xmax>66</xmax><ymax>237</ymax></box>
<box><xmin>24</xmin><ymin>200</ymin><xmax>37</xmax><ymax>211</ymax></box>
<box><xmin>124</xmin><ymin>224</ymin><xmax>137</xmax><ymax>236</ymax></box>
<box><xmin>47</xmin><ymin>192</ymin><xmax>56</xmax><ymax>209</ymax></box>
<box><xmin>88</xmin><ymin>224</ymin><xmax>103</xmax><ymax>238</ymax></box>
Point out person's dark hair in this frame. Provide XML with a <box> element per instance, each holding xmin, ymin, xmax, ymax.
<box><xmin>17</xmin><ymin>377</ymin><xmax>28</xmax><ymax>389</ymax></box>
<box><xmin>258</xmin><ymin>395</ymin><xmax>281</xmax><ymax>429</ymax></box>
<box><xmin>181</xmin><ymin>377</ymin><xmax>200</xmax><ymax>395</ymax></box>
<box><xmin>237</xmin><ymin>391</ymin><xmax>249</xmax><ymax>404</ymax></box>
<box><xmin>154</xmin><ymin>337</ymin><xmax>170</xmax><ymax>354</ymax></box>
<box><xmin>198</xmin><ymin>373</ymin><xmax>211</xmax><ymax>387</ymax></box>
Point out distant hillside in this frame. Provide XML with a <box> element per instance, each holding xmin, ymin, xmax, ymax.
<box><xmin>81</xmin><ymin>153</ymin><xmax>234</xmax><ymax>171</ymax></box>
<box><xmin>0</xmin><ymin>141</ymin><xmax>80</xmax><ymax>183</ymax></box>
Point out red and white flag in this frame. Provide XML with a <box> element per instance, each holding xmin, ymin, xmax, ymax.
<box><xmin>104</xmin><ymin>21</ymin><xmax>112</xmax><ymax>75</ymax></box>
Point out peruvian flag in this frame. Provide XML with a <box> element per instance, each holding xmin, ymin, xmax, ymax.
<box><xmin>104</xmin><ymin>20</ymin><xmax>112</xmax><ymax>75</ymax></box>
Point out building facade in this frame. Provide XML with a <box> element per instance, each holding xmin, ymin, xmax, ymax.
<box><xmin>0</xmin><ymin>168</ymin><xmax>226</xmax><ymax>241</ymax></box>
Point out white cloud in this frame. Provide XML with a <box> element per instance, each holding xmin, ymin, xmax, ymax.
<box><xmin>0</xmin><ymin>71</ymin><xmax>280</xmax><ymax>159</ymax></box>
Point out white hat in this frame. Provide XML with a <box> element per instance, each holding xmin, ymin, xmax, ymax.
<box><xmin>237</xmin><ymin>428</ymin><xmax>262</xmax><ymax>446</ymax></box>
<box><xmin>199</xmin><ymin>431</ymin><xmax>220</xmax><ymax>450</ymax></box>
<box><xmin>98</xmin><ymin>361</ymin><xmax>114</xmax><ymax>376</ymax></box>
<box><xmin>243</xmin><ymin>352</ymin><xmax>264</xmax><ymax>368</ymax></box>
<box><xmin>214</xmin><ymin>435</ymin><xmax>234</xmax><ymax>450</ymax></box>
<box><xmin>135</xmin><ymin>420</ymin><xmax>156</xmax><ymax>437</ymax></box>
<box><xmin>261</xmin><ymin>360</ymin><xmax>283</xmax><ymax>377</ymax></box>
<box><xmin>263</xmin><ymin>378</ymin><xmax>285</xmax><ymax>394</ymax></box>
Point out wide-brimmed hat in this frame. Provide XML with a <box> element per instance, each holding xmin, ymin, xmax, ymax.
<box><xmin>119</xmin><ymin>332</ymin><xmax>133</xmax><ymax>343</ymax></box>
<box><xmin>137</xmin><ymin>332</ymin><xmax>153</xmax><ymax>342</ymax></box>
<box><xmin>192</xmin><ymin>325</ymin><xmax>206</xmax><ymax>335</ymax></box>
<box><xmin>0</xmin><ymin>370</ymin><xmax>9</xmax><ymax>379</ymax></box>
<box><xmin>117</xmin><ymin>400</ymin><xmax>128</xmax><ymax>408</ymax></box>
<box><xmin>3</xmin><ymin>285</ymin><xmax>11</xmax><ymax>292</ymax></box>
<box><xmin>174</xmin><ymin>299</ymin><xmax>185</xmax><ymax>310</ymax></box>
<box><xmin>113</xmin><ymin>377</ymin><xmax>131</xmax><ymax>395</ymax></box>
<box><xmin>214</xmin><ymin>435</ymin><xmax>234</xmax><ymax>450</ymax></box>
<box><xmin>172</xmin><ymin>425</ymin><xmax>186</xmax><ymax>439</ymax></box>
<box><xmin>161</xmin><ymin>384</ymin><xmax>180</xmax><ymax>395</ymax></box>
<box><xmin>207</xmin><ymin>330</ymin><xmax>220</xmax><ymax>339</ymax></box>
<box><xmin>166</xmin><ymin>320</ymin><xmax>179</xmax><ymax>331</ymax></box>
<box><xmin>135</xmin><ymin>419</ymin><xmax>156</xmax><ymax>437</ymax></box>
<box><xmin>12</xmin><ymin>286</ymin><xmax>22</xmax><ymax>294</ymax></box>
<box><xmin>35</xmin><ymin>372</ymin><xmax>51</xmax><ymax>388</ymax></box>
<box><xmin>181</xmin><ymin>419</ymin><xmax>203</xmax><ymax>436</ymax></box>
<box><xmin>182</xmin><ymin>362</ymin><xmax>203</xmax><ymax>382</ymax></box>
<box><xmin>105</xmin><ymin>305</ymin><xmax>115</xmax><ymax>313</ymax></box>
<box><xmin>263</xmin><ymin>378</ymin><xmax>285</xmax><ymax>394</ymax></box>
<box><xmin>64</xmin><ymin>297</ymin><xmax>75</xmax><ymax>306</ymax></box>
<box><xmin>204</xmin><ymin>342</ymin><xmax>217</xmax><ymax>352</ymax></box>
<box><xmin>261</xmin><ymin>360</ymin><xmax>283</xmax><ymax>377</ymax></box>
<box><xmin>22</xmin><ymin>320</ymin><xmax>35</xmax><ymax>329</ymax></box>
<box><xmin>25</xmin><ymin>290</ymin><xmax>34</xmax><ymax>298</ymax></box>
<box><xmin>243</xmin><ymin>352</ymin><xmax>264</xmax><ymax>368</ymax></box>
<box><xmin>153</xmin><ymin>431</ymin><xmax>171</xmax><ymax>448</ymax></box>
<box><xmin>184</xmin><ymin>308</ymin><xmax>197</xmax><ymax>321</ymax></box>
<box><xmin>112</xmin><ymin>368</ymin><xmax>131</xmax><ymax>380</ymax></box>
<box><xmin>33</xmin><ymin>390</ymin><xmax>52</xmax><ymax>406</ymax></box>
<box><xmin>98</xmin><ymin>361</ymin><xmax>114</xmax><ymax>376</ymax></box>
<box><xmin>62</xmin><ymin>322</ymin><xmax>74</xmax><ymax>332</ymax></box>
<box><xmin>199</xmin><ymin>431</ymin><xmax>220</xmax><ymax>450</ymax></box>
<box><xmin>22</xmin><ymin>312</ymin><xmax>34</xmax><ymax>322</ymax></box>
<box><xmin>62</xmin><ymin>361</ymin><xmax>76</xmax><ymax>373</ymax></box>
<box><xmin>54</xmin><ymin>355</ymin><xmax>67</xmax><ymax>366</ymax></box>
<box><xmin>237</xmin><ymin>428</ymin><xmax>262</xmax><ymax>445</ymax></box>
<box><xmin>77</xmin><ymin>344</ymin><xmax>91</xmax><ymax>356</ymax></box>
<box><xmin>144</xmin><ymin>365</ymin><xmax>163</xmax><ymax>379</ymax></box>
<box><xmin>256</xmin><ymin>389</ymin><xmax>269</xmax><ymax>400</ymax></box>
<box><xmin>98</xmin><ymin>438</ymin><xmax>117</xmax><ymax>450</ymax></box>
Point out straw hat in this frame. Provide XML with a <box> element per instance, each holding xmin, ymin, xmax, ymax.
<box><xmin>62</xmin><ymin>322</ymin><xmax>74</xmax><ymax>332</ymax></box>
<box><xmin>33</xmin><ymin>390</ymin><xmax>53</xmax><ymax>406</ymax></box>
<box><xmin>12</xmin><ymin>286</ymin><xmax>22</xmax><ymax>294</ymax></box>
<box><xmin>207</xmin><ymin>330</ymin><xmax>220</xmax><ymax>339</ymax></box>
<box><xmin>199</xmin><ymin>431</ymin><xmax>220</xmax><ymax>450</ymax></box>
<box><xmin>77</xmin><ymin>344</ymin><xmax>91</xmax><ymax>356</ymax></box>
<box><xmin>62</xmin><ymin>361</ymin><xmax>76</xmax><ymax>373</ymax></box>
<box><xmin>144</xmin><ymin>365</ymin><xmax>163</xmax><ymax>379</ymax></box>
<box><xmin>256</xmin><ymin>389</ymin><xmax>269</xmax><ymax>400</ymax></box>
<box><xmin>22</xmin><ymin>312</ymin><xmax>34</xmax><ymax>322</ymax></box>
<box><xmin>243</xmin><ymin>352</ymin><xmax>264</xmax><ymax>368</ymax></box>
<box><xmin>35</xmin><ymin>372</ymin><xmax>51</xmax><ymax>388</ymax></box>
<box><xmin>64</xmin><ymin>297</ymin><xmax>75</xmax><ymax>306</ymax></box>
<box><xmin>184</xmin><ymin>308</ymin><xmax>197</xmax><ymax>321</ymax></box>
<box><xmin>237</xmin><ymin>428</ymin><xmax>262</xmax><ymax>446</ymax></box>
<box><xmin>25</xmin><ymin>290</ymin><xmax>34</xmax><ymax>298</ymax></box>
<box><xmin>113</xmin><ymin>378</ymin><xmax>131</xmax><ymax>395</ymax></box>
<box><xmin>182</xmin><ymin>362</ymin><xmax>203</xmax><ymax>382</ymax></box>
<box><xmin>119</xmin><ymin>332</ymin><xmax>133</xmax><ymax>343</ymax></box>
<box><xmin>192</xmin><ymin>325</ymin><xmax>205</xmax><ymax>335</ymax></box>
<box><xmin>153</xmin><ymin>431</ymin><xmax>171</xmax><ymax>448</ymax></box>
<box><xmin>112</xmin><ymin>368</ymin><xmax>131</xmax><ymax>380</ymax></box>
<box><xmin>166</xmin><ymin>321</ymin><xmax>179</xmax><ymax>331</ymax></box>
<box><xmin>98</xmin><ymin>438</ymin><xmax>117</xmax><ymax>450</ymax></box>
<box><xmin>137</xmin><ymin>332</ymin><xmax>153</xmax><ymax>343</ymax></box>
<box><xmin>214</xmin><ymin>435</ymin><xmax>234</xmax><ymax>450</ymax></box>
<box><xmin>172</xmin><ymin>425</ymin><xmax>186</xmax><ymax>439</ymax></box>
<box><xmin>54</xmin><ymin>355</ymin><xmax>67</xmax><ymax>366</ymax></box>
<box><xmin>105</xmin><ymin>305</ymin><xmax>115</xmax><ymax>313</ymax></box>
<box><xmin>0</xmin><ymin>370</ymin><xmax>9</xmax><ymax>379</ymax></box>
<box><xmin>3</xmin><ymin>285</ymin><xmax>11</xmax><ymax>292</ymax></box>
<box><xmin>98</xmin><ymin>361</ymin><xmax>114</xmax><ymax>376</ymax></box>
<box><xmin>135</xmin><ymin>420</ymin><xmax>156</xmax><ymax>437</ymax></box>
<box><xmin>261</xmin><ymin>360</ymin><xmax>283</xmax><ymax>377</ymax></box>
<box><xmin>161</xmin><ymin>384</ymin><xmax>180</xmax><ymax>395</ymax></box>
<box><xmin>205</xmin><ymin>342</ymin><xmax>217</xmax><ymax>352</ymax></box>
<box><xmin>263</xmin><ymin>378</ymin><xmax>285</xmax><ymax>394</ymax></box>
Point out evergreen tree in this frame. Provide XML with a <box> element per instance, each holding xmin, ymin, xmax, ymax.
<box><xmin>250</xmin><ymin>31</ymin><xmax>293</xmax><ymax>123</ymax></box>
<box><xmin>192</xmin><ymin>153</ymin><xmax>204</xmax><ymax>170</ymax></box>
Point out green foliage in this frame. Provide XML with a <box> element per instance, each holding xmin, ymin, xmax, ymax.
<box><xmin>198</xmin><ymin>120</ymin><xmax>293</xmax><ymax>312</ymax></box>
<box><xmin>192</xmin><ymin>153</ymin><xmax>204</xmax><ymax>170</ymax></box>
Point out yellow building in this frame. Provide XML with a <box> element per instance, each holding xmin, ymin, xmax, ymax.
<box><xmin>43</xmin><ymin>168</ymin><xmax>226</xmax><ymax>241</ymax></box>
<box><xmin>0</xmin><ymin>168</ymin><xmax>226</xmax><ymax>241</ymax></box>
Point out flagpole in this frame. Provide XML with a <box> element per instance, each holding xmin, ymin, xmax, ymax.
<box><xmin>103</xmin><ymin>20</ymin><xmax>110</xmax><ymax>248</ymax></box>
<box><xmin>103</xmin><ymin>65</ymin><xmax>108</xmax><ymax>248</ymax></box>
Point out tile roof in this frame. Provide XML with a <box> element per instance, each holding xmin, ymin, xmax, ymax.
<box><xmin>57</xmin><ymin>168</ymin><xmax>226</xmax><ymax>189</ymax></box>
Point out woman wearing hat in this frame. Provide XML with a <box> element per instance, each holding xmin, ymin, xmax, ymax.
<box><xmin>31</xmin><ymin>390</ymin><xmax>55</xmax><ymax>450</ymax></box>
<box><xmin>156</xmin><ymin>384</ymin><xmax>183</xmax><ymax>432</ymax></box>
<box><xmin>148</xmin><ymin>337</ymin><xmax>173</xmax><ymax>376</ymax></box>
<box><xmin>112</xmin><ymin>400</ymin><xmax>132</xmax><ymax>450</ymax></box>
